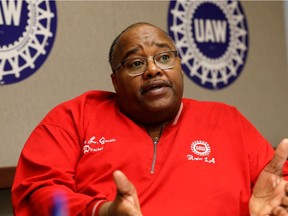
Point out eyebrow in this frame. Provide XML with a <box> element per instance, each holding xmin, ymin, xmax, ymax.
<box><xmin>154</xmin><ymin>42</ymin><xmax>173</xmax><ymax>50</ymax></box>
<box><xmin>122</xmin><ymin>48</ymin><xmax>139</xmax><ymax>61</ymax></box>
<box><xmin>121</xmin><ymin>42</ymin><xmax>174</xmax><ymax>61</ymax></box>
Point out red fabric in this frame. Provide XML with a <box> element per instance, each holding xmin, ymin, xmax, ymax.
<box><xmin>12</xmin><ymin>90</ymin><xmax>274</xmax><ymax>216</ymax></box>
<box><xmin>283</xmin><ymin>161</ymin><xmax>288</xmax><ymax>180</ymax></box>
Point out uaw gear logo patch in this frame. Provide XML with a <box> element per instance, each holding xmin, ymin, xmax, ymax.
<box><xmin>187</xmin><ymin>140</ymin><xmax>216</xmax><ymax>164</ymax></box>
<box><xmin>0</xmin><ymin>0</ymin><xmax>57</xmax><ymax>85</ymax></box>
<box><xmin>168</xmin><ymin>0</ymin><xmax>249</xmax><ymax>90</ymax></box>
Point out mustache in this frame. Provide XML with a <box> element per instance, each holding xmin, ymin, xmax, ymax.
<box><xmin>140</xmin><ymin>79</ymin><xmax>173</xmax><ymax>94</ymax></box>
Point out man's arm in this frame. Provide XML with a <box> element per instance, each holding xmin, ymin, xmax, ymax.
<box><xmin>11</xmin><ymin>124</ymin><xmax>107</xmax><ymax>216</ymax></box>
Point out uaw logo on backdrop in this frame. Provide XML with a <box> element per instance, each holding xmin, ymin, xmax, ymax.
<box><xmin>0</xmin><ymin>0</ymin><xmax>57</xmax><ymax>85</ymax></box>
<box><xmin>168</xmin><ymin>0</ymin><xmax>249</xmax><ymax>90</ymax></box>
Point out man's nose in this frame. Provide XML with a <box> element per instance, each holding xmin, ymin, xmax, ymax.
<box><xmin>143</xmin><ymin>59</ymin><xmax>163</xmax><ymax>79</ymax></box>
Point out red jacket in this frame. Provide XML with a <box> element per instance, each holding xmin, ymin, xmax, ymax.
<box><xmin>12</xmin><ymin>90</ymin><xmax>274</xmax><ymax>216</ymax></box>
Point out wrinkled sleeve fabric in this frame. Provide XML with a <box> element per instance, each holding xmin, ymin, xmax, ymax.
<box><xmin>236</xmin><ymin>109</ymin><xmax>279</xmax><ymax>186</ymax></box>
<box><xmin>237</xmin><ymin>110</ymin><xmax>273</xmax><ymax>184</ymax></box>
<box><xmin>11</xmin><ymin>106</ymin><xmax>107</xmax><ymax>215</ymax></box>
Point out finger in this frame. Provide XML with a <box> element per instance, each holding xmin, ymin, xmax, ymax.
<box><xmin>267</xmin><ymin>139</ymin><xmax>288</xmax><ymax>174</ymax></box>
<box><xmin>113</xmin><ymin>170</ymin><xmax>141</xmax><ymax>208</ymax></box>
<box><xmin>272</xmin><ymin>206</ymin><xmax>288</xmax><ymax>216</ymax></box>
<box><xmin>113</xmin><ymin>170</ymin><xmax>135</xmax><ymax>196</ymax></box>
<box><xmin>281</xmin><ymin>196</ymin><xmax>288</xmax><ymax>207</ymax></box>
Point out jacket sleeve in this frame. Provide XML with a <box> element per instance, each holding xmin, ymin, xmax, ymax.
<box><xmin>11</xmin><ymin>123</ymin><xmax>107</xmax><ymax>216</ymax></box>
<box><xmin>237</xmin><ymin>109</ymin><xmax>275</xmax><ymax>184</ymax></box>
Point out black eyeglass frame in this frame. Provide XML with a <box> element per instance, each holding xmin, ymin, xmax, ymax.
<box><xmin>113</xmin><ymin>50</ymin><xmax>179</xmax><ymax>77</ymax></box>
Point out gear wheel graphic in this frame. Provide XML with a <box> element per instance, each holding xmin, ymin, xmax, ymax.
<box><xmin>191</xmin><ymin>140</ymin><xmax>211</xmax><ymax>157</ymax></box>
<box><xmin>0</xmin><ymin>0</ymin><xmax>57</xmax><ymax>85</ymax></box>
<box><xmin>168</xmin><ymin>0</ymin><xmax>249</xmax><ymax>90</ymax></box>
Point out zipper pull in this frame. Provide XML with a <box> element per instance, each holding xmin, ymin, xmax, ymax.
<box><xmin>151</xmin><ymin>137</ymin><xmax>159</xmax><ymax>174</ymax></box>
<box><xmin>153</xmin><ymin>136</ymin><xmax>159</xmax><ymax>143</ymax></box>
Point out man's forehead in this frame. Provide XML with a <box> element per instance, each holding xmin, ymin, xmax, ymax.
<box><xmin>124</xmin><ymin>24</ymin><xmax>166</xmax><ymax>39</ymax></box>
<box><xmin>118</xmin><ymin>25</ymin><xmax>174</xmax><ymax>50</ymax></box>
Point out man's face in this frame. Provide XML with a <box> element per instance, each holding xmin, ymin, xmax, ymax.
<box><xmin>111</xmin><ymin>24</ymin><xmax>183</xmax><ymax>124</ymax></box>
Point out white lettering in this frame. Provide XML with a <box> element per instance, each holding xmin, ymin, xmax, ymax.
<box><xmin>83</xmin><ymin>145</ymin><xmax>90</xmax><ymax>154</ymax></box>
<box><xmin>205</xmin><ymin>20</ymin><xmax>214</xmax><ymax>42</ymax></box>
<box><xmin>194</xmin><ymin>19</ymin><xmax>205</xmax><ymax>42</ymax></box>
<box><xmin>99</xmin><ymin>137</ymin><xmax>116</xmax><ymax>144</ymax></box>
<box><xmin>88</xmin><ymin>136</ymin><xmax>97</xmax><ymax>144</ymax></box>
<box><xmin>83</xmin><ymin>144</ymin><xmax>104</xmax><ymax>154</ymax></box>
<box><xmin>83</xmin><ymin>136</ymin><xmax>116</xmax><ymax>154</ymax></box>
<box><xmin>194</xmin><ymin>19</ymin><xmax>227</xmax><ymax>43</ymax></box>
<box><xmin>0</xmin><ymin>0</ymin><xmax>23</xmax><ymax>26</ymax></box>
<box><xmin>0</xmin><ymin>7</ymin><xmax>2</xmax><ymax>25</ymax></box>
<box><xmin>205</xmin><ymin>157</ymin><xmax>216</xmax><ymax>164</ymax></box>
<box><xmin>195</xmin><ymin>146</ymin><xmax>206</xmax><ymax>151</ymax></box>
<box><xmin>187</xmin><ymin>155</ymin><xmax>203</xmax><ymax>161</ymax></box>
<box><xmin>212</xmin><ymin>20</ymin><xmax>227</xmax><ymax>43</ymax></box>
<box><xmin>187</xmin><ymin>155</ymin><xmax>216</xmax><ymax>164</ymax></box>
<box><xmin>99</xmin><ymin>137</ymin><xmax>106</xmax><ymax>144</ymax></box>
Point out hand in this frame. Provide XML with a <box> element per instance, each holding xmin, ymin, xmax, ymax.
<box><xmin>271</xmin><ymin>183</ymin><xmax>288</xmax><ymax>216</ymax></box>
<box><xmin>99</xmin><ymin>170</ymin><xmax>143</xmax><ymax>216</ymax></box>
<box><xmin>249</xmin><ymin>138</ymin><xmax>288</xmax><ymax>216</ymax></box>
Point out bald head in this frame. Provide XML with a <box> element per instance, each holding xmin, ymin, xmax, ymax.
<box><xmin>108</xmin><ymin>22</ymin><xmax>175</xmax><ymax>70</ymax></box>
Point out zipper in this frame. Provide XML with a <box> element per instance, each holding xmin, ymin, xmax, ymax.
<box><xmin>148</xmin><ymin>124</ymin><xmax>165</xmax><ymax>174</ymax></box>
<box><xmin>150</xmin><ymin>137</ymin><xmax>159</xmax><ymax>174</ymax></box>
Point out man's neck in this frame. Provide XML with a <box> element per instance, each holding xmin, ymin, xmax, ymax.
<box><xmin>145</xmin><ymin>121</ymin><xmax>169</xmax><ymax>140</ymax></box>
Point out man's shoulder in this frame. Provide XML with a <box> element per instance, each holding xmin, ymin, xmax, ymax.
<box><xmin>182</xmin><ymin>98</ymin><xmax>239</xmax><ymax>118</ymax></box>
<box><xmin>41</xmin><ymin>90</ymin><xmax>116</xmax><ymax>124</ymax></box>
<box><xmin>183</xmin><ymin>98</ymin><xmax>236</xmax><ymax>110</ymax></box>
<box><xmin>70</xmin><ymin>90</ymin><xmax>116</xmax><ymax>105</ymax></box>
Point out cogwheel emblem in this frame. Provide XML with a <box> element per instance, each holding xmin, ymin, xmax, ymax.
<box><xmin>168</xmin><ymin>0</ymin><xmax>249</xmax><ymax>90</ymax></box>
<box><xmin>191</xmin><ymin>140</ymin><xmax>211</xmax><ymax>156</ymax></box>
<box><xmin>0</xmin><ymin>0</ymin><xmax>57</xmax><ymax>85</ymax></box>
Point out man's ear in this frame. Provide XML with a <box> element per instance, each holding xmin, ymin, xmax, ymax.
<box><xmin>111</xmin><ymin>73</ymin><xmax>118</xmax><ymax>93</ymax></box>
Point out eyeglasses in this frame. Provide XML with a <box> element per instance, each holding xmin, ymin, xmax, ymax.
<box><xmin>113</xmin><ymin>50</ymin><xmax>178</xmax><ymax>77</ymax></box>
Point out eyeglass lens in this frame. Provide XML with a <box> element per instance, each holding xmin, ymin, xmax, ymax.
<box><xmin>125</xmin><ymin>51</ymin><xmax>177</xmax><ymax>76</ymax></box>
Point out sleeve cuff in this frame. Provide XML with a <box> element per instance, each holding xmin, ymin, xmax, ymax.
<box><xmin>91</xmin><ymin>200</ymin><xmax>107</xmax><ymax>216</ymax></box>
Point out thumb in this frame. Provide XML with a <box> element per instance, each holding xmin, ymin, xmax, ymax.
<box><xmin>113</xmin><ymin>170</ymin><xmax>141</xmax><ymax>207</ymax></box>
<box><xmin>267</xmin><ymin>138</ymin><xmax>288</xmax><ymax>175</ymax></box>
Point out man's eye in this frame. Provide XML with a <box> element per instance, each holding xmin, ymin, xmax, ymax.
<box><xmin>156</xmin><ymin>53</ymin><xmax>171</xmax><ymax>63</ymax></box>
<box><xmin>126</xmin><ymin>60</ymin><xmax>145</xmax><ymax>69</ymax></box>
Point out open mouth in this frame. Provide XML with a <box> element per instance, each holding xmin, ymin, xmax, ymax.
<box><xmin>141</xmin><ymin>80</ymin><xmax>172</xmax><ymax>95</ymax></box>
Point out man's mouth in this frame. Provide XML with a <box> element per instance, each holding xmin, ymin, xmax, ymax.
<box><xmin>141</xmin><ymin>80</ymin><xmax>172</xmax><ymax>95</ymax></box>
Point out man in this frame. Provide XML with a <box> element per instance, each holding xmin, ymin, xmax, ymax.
<box><xmin>12</xmin><ymin>22</ymin><xmax>288</xmax><ymax>216</ymax></box>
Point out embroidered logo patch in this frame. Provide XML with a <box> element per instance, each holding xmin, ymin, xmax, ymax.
<box><xmin>191</xmin><ymin>140</ymin><xmax>211</xmax><ymax>156</ymax></box>
<box><xmin>187</xmin><ymin>140</ymin><xmax>215</xmax><ymax>164</ymax></box>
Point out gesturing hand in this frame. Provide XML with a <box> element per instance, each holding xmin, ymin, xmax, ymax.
<box><xmin>99</xmin><ymin>170</ymin><xmax>143</xmax><ymax>216</ymax></box>
<box><xmin>249</xmin><ymin>138</ymin><xmax>288</xmax><ymax>216</ymax></box>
